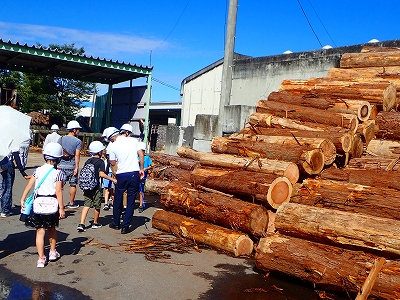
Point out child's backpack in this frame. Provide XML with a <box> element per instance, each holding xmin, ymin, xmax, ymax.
<box><xmin>79</xmin><ymin>159</ymin><xmax>99</xmax><ymax>191</ymax></box>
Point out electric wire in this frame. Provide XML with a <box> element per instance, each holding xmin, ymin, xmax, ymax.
<box><xmin>307</xmin><ymin>0</ymin><xmax>337</xmax><ymax>47</ymax></box>
<box><xmin>153</xmin><ymin>77</ymin><xmax>180</xmax><ymax>91</ymax></box>
<box><xmin>296</xmin><ymin>0</ymin><xmax>323</xmax><ymax>48</ymax></box>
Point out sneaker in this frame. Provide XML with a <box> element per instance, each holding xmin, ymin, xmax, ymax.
<box><xmin>102</xmin><ymin>204</ymin><xmax>109</xmax><ymax>211</ymax></box>
<box><xmin>92</xmin><ymin>223</ymin><xmax>102</xmax><ymax>229</ymax></box>
<box><xmin>49</xmin><ymin>250</ymin><xmax>60</xmax><ymax>261</ymax></box>
<box><xmin>77</xmin><ymin>224</ymin><xmax>86</xmax><ymax>232</ymax></box>
<box><xmin>66</xmin><ymin>203</ymin><xmax>80</xmax><ymax>209</ymax></box>
<box><xmin>138</xmin><ymin>206</ymin><xmax>144</xmax><ymax>213</ymax></box>
<box><xmin>0</xmin><ymin>213</ymin><xmax>8</xmax><ymax>218</ymax></box>
<box><xmin>109</xmin><ymin>204</ymin><xmax>113</xmax><ymax>210</ymax></box>
<box><xmin>37</xmin><ymin>257</ymin><xmax>47</xmax><ymax>268</ymax></box>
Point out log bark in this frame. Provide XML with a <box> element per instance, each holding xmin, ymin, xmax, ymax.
<box><xmin>362</xmin><ymin>45</ymin><xmax>400</xmax><ymax>52</ymax></box>
<box><xmin>256</xmin><ymin>99</ymin><xmax>359</xmax><ymax>132</ymax></box>
<box><xmin>275</xmin><ymin>202</ymin><xmax>400</xmax><ymax>257</ymax></box>
<box><xmin>145</xmin><ymin>178</ymin><xmax>170</xmax><ymax>195</ymax></box>
<box><xmin>249</xmin><ymin>112</ymin><xmax>325</xmax><ymax>131</ymax></box>
<box><xmin>349</xmin><ymin>134</ymin><xmax>364</xmax><ymax>158</ymax></box>
<box><xmin>375</xmin><ymin>111</ymin><xmax>400</xmax><ymax>140</ymax></box>
<box><xmin>255</xmin><ymin>233</ymin><xmax>400</xmax><ymax>299</ymax></box>
<box><xmin>279</xmin><ymin>78</ymin><xmax>397</xmax><ymax>111</ymax></box>
<box><xmin>291</xmin><ymin>178</ymin><xmax>400</xmax><ymax>221</ymax></box>
<box><xmin>239</xmin><ymin>126</ymin><xmax>353</xmax><ymax>153</ymax></box>
<box><xmin>366</xmin><ymin>139</ymin><xmax>400</xmax><ymax>158</ymax></box>
<box><xmin>176</xmin><ymin>146</ymin><xmax>300</xmax><ymax>184</ymax></box>
<box><xmin>340</xmin><ymin>50</ymin><xmax>400</xmax><ymax>68</ymax></box>
<box><xmin>266</xmin><ymin>92</ymin><xmax>373</xmax><ymax>122</ymax></box>
<box><xmin>356</xmin><ymin>120</ymin><xmax>376</xmax><ymax>146</ymax></box>
<box><xmin>152</xmin><ymin>166</ymin><xmax>193</xmax><ymax>182</ymax></box>
<box><xmin>160</xmin><ymin>182</ymin><xmax>269</xmax><ymax>237</ymax></box>
<box><xmin>230</xmin><ymin>133</ymin><xmax>336</xmax><ymax>165</ymax></box>
<box><xmin>347</xmin><ymin>157</ymin><xmax>400</xmax><ymax>171</ymax></box>
<box><xmin>191</xmin><ymin>167</ymin><xmax>292</xmax><ymax>209</ymax></box>
<box><xmin>211</xmin><ymin>136</ymin><xmax>325</xmax><ymax>175</ymax></box>
<box><xmin>150</xmin><ymin>153</ymin><xmax>200</xmax><ymax>170</ymax></box>
<box><xmin>355</xmin><ymin>257</ymin><xmax>386</xmax><ymax>300</ymax></box>
<box><xmin>152</xmin><ymin>209</ymin><xmax>254</xmax><ymax>257</ymax></box>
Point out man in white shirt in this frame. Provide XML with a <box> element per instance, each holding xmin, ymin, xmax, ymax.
<box><xmin>105</xmin><ymin>127</ymin><xmax>144</xmax><ymax>234</ymax></box>
<box><xmin>43</xmin><ymin>124</ymin><xmax>61</xmax><ymax>150</ymax></box>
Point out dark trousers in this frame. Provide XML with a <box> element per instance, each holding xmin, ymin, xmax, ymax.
<box><xmin>112</xmin><ymin>171</ymin><xmax>140</xmax><ymax>228</ymax></box>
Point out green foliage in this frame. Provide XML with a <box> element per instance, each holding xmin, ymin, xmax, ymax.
<box><xmin>0</xmin><ymin>43</ymin><xmax>96</xmax><ymax>122</ymax></box>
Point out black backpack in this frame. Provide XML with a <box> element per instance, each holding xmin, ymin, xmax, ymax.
<box><xmin>79</xmin><ymin>159</ymin><xmax>100</xmax><ymax>190</ymax></box>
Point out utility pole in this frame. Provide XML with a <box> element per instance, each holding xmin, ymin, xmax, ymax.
<box><xmin>217</xmin><ymin>0</ymin><xmax>238</xmax><ymax>136</ymax></box>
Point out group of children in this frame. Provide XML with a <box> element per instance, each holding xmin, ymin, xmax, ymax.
<box><xmin>19</xmin><ymin>124</ymin><xmax>152</xmax><ymax>268</ymax></box>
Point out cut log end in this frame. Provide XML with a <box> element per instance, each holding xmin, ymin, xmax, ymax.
<box><xmin>249</xmin><ymin>206</ymin><xmax>269</xmax><ymax>237</ymax></box>
<box><xmin>358</xmin><ymin>103</ymin><xmax>372</xmax><ymax>122</ymax></box>
<box><xmin>235</xmin><ymin>235</ymin><xmax>254</xmax><ymax>256</ymax></box>
<box><xmin>267</xmin><ymin>177</ymin><xmax>292</xmax><ymax>209</ymax></box>
<box><xmin>300</xmin><ymin>149</ymin><xmax>325</xmax><ymax>175</ymax></box>
<box><xmin>283</xmin><ymin>162</ymin><xmax>300</xmax><ymax>184</ymax></box>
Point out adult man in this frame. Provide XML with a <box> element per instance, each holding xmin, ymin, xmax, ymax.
<box><xmin>120</xmin><ymin>123</ymin><xmax>133</xmax><ymax>137</ymax></box>
<box><xmin>58</xmin><ymin>120</ymin><xmax>82</xmax><ymax>209</ymax></box>
<box><xmin>43</xmin><ymin>124</ymin><xmax>61</xmax><ymax>150</ymax></box>
<box><xmin>105</xmin><ymin>127</ymin><xmax>144</xmax><ymax>234</ymax></box>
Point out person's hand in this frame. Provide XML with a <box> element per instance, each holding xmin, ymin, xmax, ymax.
<box><xmin>24</xmin><ymin>175</ymin><xmax>32</xmax><ymax>180</ymax></box>
<box><xmin>112</xmin><ymin>178</ymin><xmax>117</xmax><ymax>184</ymax></box>
<box><xmin>59</xmin><ymin>207</ymin><xmax>66</xmax><ymax>219</ymax></box>
<box><xmin>139</xmin><ymin>169</ymin><xmax>145</xmax><ymax>180</ymax></box>
<box><xmin>73</xmin><ymin>167</ymin><xmax>78</xmax><ymax>176</ymax></box>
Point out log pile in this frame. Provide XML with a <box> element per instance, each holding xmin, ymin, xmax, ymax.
<box><xmin>149</xmin><ymin>45</ymin><xmax>400</xmax><ymax>298</ymax></box>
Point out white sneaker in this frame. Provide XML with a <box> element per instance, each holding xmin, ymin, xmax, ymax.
<box><xmin>0</xmin><ymin>213</ymin><xmax>8</xmax><ymax>218</ymax></box>
<box><xmin>49</xmin><ymin>250</ymin><xmax>60</xmax><ymax>261</ymax></box>
<box><xmin>37</xmin><ymin>257</ymin><xmax>47</xmax><ymax>268</ymax></box>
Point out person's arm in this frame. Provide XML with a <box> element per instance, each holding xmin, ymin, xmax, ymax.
<box><xmin>73</xmin><ymin>148</ymin><xmax>80</xmax><ymax>176</ymax></box>
<box><xmin>12</xmin><ymin>151</ymin><xmax>30</xmax><ymax>179</ymax></box>
<box><xmin>99</xmin><ymin>171</ymin><xmax>117</xmax><ymax>184</ymax></box>
<box><xmin>20</xmin><ymin>176</ymin><xmax>36</xmax><ymax>210</ymax></box>
<box><xmin>138</xmin><ymin>149</ymin><xmax>144</xmax><ymax>179</ymax></box>
<box><xmin>56</xmin><ymin>180</ymin><xmax>65</xmax><ymax>219</ymax></box>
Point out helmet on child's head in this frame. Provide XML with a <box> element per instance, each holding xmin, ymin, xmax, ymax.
<box><xmin>43</xmin><ymin>143</ymin><xmax>63</xmax><ymax>160</ymax></box>
<box><xmin>137</xmin><ymin>142</ymin><xmax>146</xmax><ymax>151</ymax></box>
<box><xmin>67</xmin><ymin>120</ymin><xmax>82</xmax><ymax>130</ymax></box>
<box><xmin>120</xmin><ymin>123</ymin><xmax>133</xmax><ymax>133</ymax></box>
<box><xmin>89</xmin><ymin>141</ymin><xmax>105</xmax><ymax>154</ymax></box>
<box><xmin>50</xmin><ymin>124</ymin><xmax>59</xmax><ymax>131</ymax></box>
<box><xmin>104</xmin><ymin>127</ymin><xmax>119</xmax><ymax>140</ymax></box>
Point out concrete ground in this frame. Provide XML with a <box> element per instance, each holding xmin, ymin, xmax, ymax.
<box><xmin>0</xmin><ymin>151</ymin><xmax>337</xmax><ymax>300</ymax></box>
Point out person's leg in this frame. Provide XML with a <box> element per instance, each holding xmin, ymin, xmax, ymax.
<box><xmin>36</xmin><ymin>228</ymin><xmax>46</xmax><ymax>258</ymax></box>
<box><xmin>93</xmin><ymin>189</ymin><xmax>102</xmax><ymax>225</ymax></box>
<box><xmin>80</xmin><ymin>206</ymin><xmax>90</xmax><ymax>224</ymax></box>
<box><xmin>121</xmin><ymin>172</ymin><xmax>140</xmax><ymax>229</ymax></box>
<box><xmin>48</xmin><ymin>226</ymin><xmax>57</xmax><ymax>252</ymax></box>
<box><xmin>111</xmin><ymin>174</ymin><xmax>126</xmax><ymax>227</ymax></box>
<box><xmin>1</xmin><ymin>166</ymin><xmax>14</xmax><ymax>215</ymax></box>
<box><xmin>69</xmin><ymin>186</ymin><xmax>77</xmax><ymax>205</ymax></box>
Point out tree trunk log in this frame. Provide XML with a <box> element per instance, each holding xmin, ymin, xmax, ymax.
<box><xmin>256</xmin><ymin>99</ymin><xmax>359</xmax><ymax>132</ymax></box>
<box><xmin>230</xmin><ymin>133</ymin><xmax>336</xmax><ymax>165</ymax></box>
<box><xmin>152</xmin><ymin>166</ymin><xmax>193</xmax><ymax>182</ymax></box>
<box><xmin>375</xmin><ymin>111</ymin><xmax>400</xmax><ymax>140</ymax></box>
<box><xmin>160</xmin><ymin>182</ymin><xmax>269</xmax><ymax>237</ymax></box>
<box><xmin>347</xmin><ymin>157</ymin><xmax>400</xmax><ymax>171</ymax></box>
<box><xmin>279</xmin><ymin>78</ymin><xmax>397</xmax><ymax>111</ymax></box>
<box><xmin>150</xmin><ymin>153</ymin><xmax>200</xmax><ymax>170</ymax></box>
<box><xmin>356</xmin><ymin>120</ymin><xmax>376</xmax><ymax>146</ymax></box>
<box><xmin>362</xmin><ymin>45</ymin><xmax>400</xmax><ymax>52</ymax></box>
<box><xmin>366</xmin><ymin>139</ymin><xmax>400</xmax><ymax>158</ymax></box>
<box><xmin>211</xmin><ymin>136</ymin><xmax>325</xmax><ymax>175</ymax></box>
<box><xmin>291</xmin><ymin>178</ymin><xmax>400</xmax><ymax>221</ymax></box>
<box><xmin>266</xmin><ymin>92</ymin><xmax>373</xmax><ymax>122</ymax></box>
<box><xmin>275</xmin><ymin>202</ymin><xmax>400</xmax><ymax>257</ymax></box>
<box><xmin>239</xmin><ymin>127</ymin><xmax>353</xmax><ymax>153</ymax></box>
<box><xmin>349</xmin><ymin>134</ymin><xmax>364</xmax><ymax>158</ymax></box>
<box><xmin>176</xmin><ymin>146</ymin><xmax>300</xmax><ymax>184</ymax></box>
<box><xmin>340</xmin><ymin>50</ymin><xmax>400</xmax><ymax>68</ymax></box>
<box><xmin>191</xmin><ymin>167</ymin><xmax>292</xmax><ymax>209</ymax></box>
<box><xmin>145</xmin><ymin>178</ymin><xmax>170</xmax><ymax>195</ymax></box>
<box><xmin>152</xmin><ymin>209</ymin><xmax>254</xmax><ymax>256</ymax></box>
<box><xmin>255</xmin><ymin>233</ymin><xmax>400</xmax><ymax>299</ymax></box>
<box><xmin>249</xmin><ymin>112</ymin><xmax>326</xmax><ymax>131</ymax></box>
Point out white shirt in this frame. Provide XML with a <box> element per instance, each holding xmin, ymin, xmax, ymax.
<box><xmin>108</xmin><ymin>136</ymin><xmax>140</xmax><ymax>174</ymax></box>
<box><xmin>43</xmin><ymin>132</ymin><xmax>61</xmax><ymax>150</ymax></box>
<box><xmin>33</xmin><ymin>164</ymin><xmax>64</xmax><ymax>196</ymax></box>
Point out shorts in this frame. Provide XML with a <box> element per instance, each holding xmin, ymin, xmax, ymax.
<box><xmin>26</xmin><ymin>212</ymin><xmax>60</xmax><ymax>229</ymax></box>
<box><xmin>83</xmin><ymin>189</ymin><xmax>102</xmax><ymax>209</ymax></box>
<box><xmin>139</xmin><ymin>179</ymin><xmax>146</xmax><ymax>193</ymax></box>
<box><xmin>60</xmin><ymin>168</ymin><xmax>78</xmax><ymax>186</ymax></box>
<box><xmin>102</xmin><ymin>172</ymin><xmax>114</xmax><ymax>189</ymax></box>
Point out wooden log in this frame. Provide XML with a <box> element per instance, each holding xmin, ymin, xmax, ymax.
<box><xmin>239</xmin><ymin>127</ymin><xmax>353</xmax><ymax>154</ymax></box>
<box><xmin>145</xmin><ymin>178</ymin><xmax>170</xmax><ymax>195</ymax></box>
<box><xmin>192</xmin><ymin>167</ymin><xmax>292</xmax><ymax>209</ymax></box>
<box><xmin>349</xmin><ymin>134</ymin><xmax>364</xmax><ymax>158</ymax></box>
<box><xmin>356</xmin><ymin>120</ymin><xmax>376</xmax><ymax>146</ymax></box>
<box><xmin>279</xmin><ymin>78</ymin><xmax>397</xmax><ymax>111</ymax></box>
<box><xmin>291</xmin><ymin>178</ymin><xmax>400</xmax><ymax>220</ymax></box>
<box><xmin>152</xmin><ymin>209</ymin><xmax>254</xmax><ymax>257</ymax></box>
<box><xmin>160</xmin><ymin>182</ymin><xmax>269</xmax><ymax>237</ymax></box>
<box><xmin>275</xmin><ymin>202</ymin><xmax>400</xmax><ymax>257</ymax></box>
<box><xmin>347</xmin><ymin>157</ymin><xmax>400</xmax><ymax>171</ymax></box>
<box><xmin>255</xmin><ymin>233</ymin><xmax>400</xmax><ymax>299</ymax></box>
<box><xmin>362</xmin><ymin>45</ymin><xmax>400</xmax><ymax>52</ymax></box>
<box><xmin>176</xmin><ymin>146</ymin><xmax>300</xmax><ymax>184</ymax></box>
<box><xmin>320</xmin><ymin>167</ymin><xmax>400</xmax><ymax>190</ymax></box>
<box><xmin>230</xmin><ymin>133</ymin><xmax>337</xmax><ymax>165</ymax></box>
<box><xmin>355</xmin><ymin>257</ymin><xmax>386</xmax><ymax>300</ymax></box>
<box><xmin>340</xmin><ymin>50</ymin><xmax>400</xmax><ymax>68</ymax></box>
<box><xmin>152</xmin><ymin>166</ymin><xmax>193</xmax><ymax>182</ymax></box>
<box><xmin>375</xmin><ymin>111</ymin><xmax>400</xmax><ymax>140</ymax></box>
<box><xmin>266</xmin><ymin>92</ymin><xmax>373</xmax><ymax>122</ymax></box>
<box><xmin>366</xmin><ymin>138</ymin><xmax>400</xmax><ymax>158</ymax></box>
<box><xmin>249</xmin><ymin>112</ymin><xmax>325</xmax><ymax>131</ymax></box>
<box><xmin>256</xmin><ymin>100</ymin><xmax>359</xmax><ymax>132</ymax></box>
<box><xmin>149</xmin><ymin>153</ymin><xmax>200</xmax><ymax>170</ymax></box>
<box><xmin>211</xmin><ymin>137</ymin><xmax>325</xmax><ymax>175</ymax></box>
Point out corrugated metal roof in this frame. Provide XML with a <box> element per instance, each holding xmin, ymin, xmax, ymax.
<box><xmin>0</xmin><ymin>39</ymin><xmax>153</xmax><ymax>84</ymax></box>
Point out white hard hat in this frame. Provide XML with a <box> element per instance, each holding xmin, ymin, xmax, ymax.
<box><xmin>43</xmin><ymin>142</ymin><xmax>63</xmax><ymax>158</ymax></box>
<box><xmin>67</xmin><ymin>120</ymin><xmax>82</xmax><ymax>130</ymax></box>
<box><xmin>50</xmin><ymin>124</ymin><xmax>59</xmax><ymax>131</ymax></box>
<box><xmin>138</xmin><ymin>142</ymin><xmax>146</xmax><ymax>151</ymax></box>
<box><xmin>120</xmin><ymin>123</ymin><xmax>133</xmax><ymax>133</ymax></box>
<box><xmin>104</xmin><ymin>127</ymin><xmax>119</xmax><ymax>139</ymax></box>
<box><xmin>89</xmin><ymin>141</ymin><xmax>105</xmax><ymax>154</ymax></box>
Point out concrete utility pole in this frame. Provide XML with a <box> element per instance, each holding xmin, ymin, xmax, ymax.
<box><xmin>217</xmin><ymin>0</ymin><xmax>238</xmax><ymax>136</ymax></box>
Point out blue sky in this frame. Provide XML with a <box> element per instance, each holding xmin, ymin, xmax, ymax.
<box><xmin>0</xmin><ymin>1</ymin><xmax>399</xmax><ymax>103</ymax></box>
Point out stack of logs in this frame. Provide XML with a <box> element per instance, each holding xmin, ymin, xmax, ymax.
<box><xmin>150</xmin><ymin>45</ymin><xmax>400</xmax><ymax>299</ymax></box>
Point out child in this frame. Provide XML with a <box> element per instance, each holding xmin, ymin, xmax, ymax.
<box><xmin>20</xmin><ymin>142</ymin><xmax>65</xmax><ymax>268</ymax></box>
<box><xmin>137</xmin><ymin>142</ymin><xmax>152</xmax><ymax>213</ymax></box>
<box><xmin>77</xmin><ymin>141</ymin><xmax>116</xmax><ymax>232</ymax></box>
<box><xmin>102</xmin><ymin>147</ymin><xmax>114</xmax><ymax>211</ymax></box>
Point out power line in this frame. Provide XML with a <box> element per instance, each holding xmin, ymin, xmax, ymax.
<box><xmin>153</xmin><ymin>77</ymin><xmax>180</xmax><ymax>91</ymax></box>
<box><xmin>296</xmin><ymin>0</ymin><xmax>323</xmax><ymax>48</ymax></box>
<box><xmin>307</xmin><ymin>0</ymin><xmax>337</xmax><ymax>47</ymax></box>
